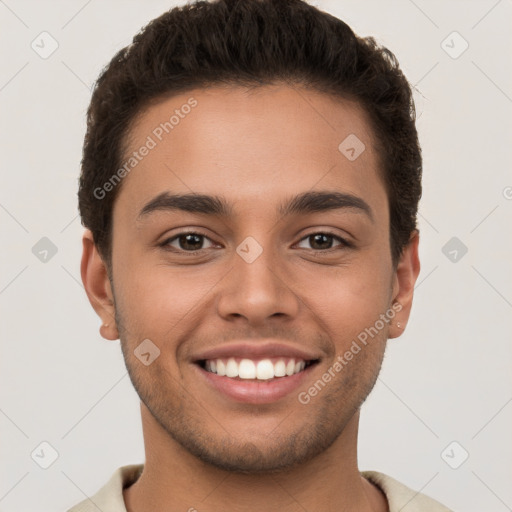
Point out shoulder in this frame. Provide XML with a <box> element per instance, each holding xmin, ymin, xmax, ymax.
<box><xmin>361</xmin><ymin>470</ymin><xmax>453</xmax><ymax>512</ymax></box>
<box><xmin>66</xmin><ymin>464</ymin><xmax>144</xmax><ymax>512</ymax></box>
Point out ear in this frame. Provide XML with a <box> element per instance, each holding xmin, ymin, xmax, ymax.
<box><xmin>80</xmin><ymin>229</ymin><xmax>119</xmax><ymax>340</ymax></box>
<box><xmin>388</xmin><ymin>230</ymin><xmax>420</xmax><ymax>339</ymax></box>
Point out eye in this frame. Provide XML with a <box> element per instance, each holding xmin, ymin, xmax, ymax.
<box><xmin>161</xmin><ymin>231</ymin><xmax>216</xmax><ymax>252</ymax></box>
<box><xmin>296</xmin><ymin>231</ymin><xmax>351</xmax><ymax>251</ymax></box>
<box><xmin>160</xmin><ymin>230</ymin><xmax>352</xmax><ymax>254</ymax></box>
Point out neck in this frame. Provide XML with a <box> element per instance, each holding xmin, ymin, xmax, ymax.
<box><xmin>123</xmin><ymin>404</ymin><xmax>388</xmax><ymax>512</ymax></box>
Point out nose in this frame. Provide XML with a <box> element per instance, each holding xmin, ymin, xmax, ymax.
<box><xmin>216</xmin><ymin>238</ymin><xmax>300</xmax><ymax>326</ymax></box>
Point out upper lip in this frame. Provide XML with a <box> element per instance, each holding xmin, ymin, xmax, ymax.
<box><xmin>192</xmin><ymin>341</ymin><xmax>322</xmax><ymax>363</ymax></box>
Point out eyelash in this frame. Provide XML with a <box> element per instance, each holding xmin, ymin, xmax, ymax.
<box><xmin>159</xmin><ymin>230</ymin><xmax>352</xmax><ymax>255</ymax></box>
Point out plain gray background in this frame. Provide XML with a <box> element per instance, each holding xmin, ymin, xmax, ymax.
<box><xmin>1</xmin><ymin>1</ymin><xmax>511</xmax><ymax>511</ymax></box>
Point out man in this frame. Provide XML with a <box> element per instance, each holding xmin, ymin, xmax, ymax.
<box><xmin>69</xmin><ymin>0</ymin><xmax>452</xmax><ymax>510</ymax></box>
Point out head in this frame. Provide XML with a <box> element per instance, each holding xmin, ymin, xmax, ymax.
<box><xmin>80</xmin><ymin>0</ymin><xmax>421</xmax><ymax>474</ymax></box>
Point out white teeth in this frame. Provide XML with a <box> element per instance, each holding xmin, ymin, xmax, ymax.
<box><xmin>216</xmin><ymin>359</ymin><xmax>226</xmax><ymax>376</ymax></box>
<box><xmin>256</xmin><ymin>360</ymin><xmax>274</xmax><ymax>380</ymax></box>
<box><xmin>225</xmin><ymin>357</ymin><xmax>238</xmax><ymax>377</ymax></box>
<box><xmin>204</xmin><ymin>357</ymin><xmax>312</xmax><ymax>380</ymax></box>
<box><xmin>274</xmin><ymin>360</ymin><xmax>286</xmax><ymax>377</ymax></box>
<box><xmin>238</xmin><ymin>359</ymin><xmax>256</xmax><ymax>379</ymax></box>
<box><xmin>285</xmin><ymin>359</ymin><xmax>295</xmax><ymax>376</ymax></box>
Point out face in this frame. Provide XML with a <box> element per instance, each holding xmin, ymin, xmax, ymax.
<box><xmin>82</xmin><ymin>84</ymin><xmax>419</xmax><ymax>474</ymax></box>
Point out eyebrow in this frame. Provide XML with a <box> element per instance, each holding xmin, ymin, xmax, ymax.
<box><xmin>138</xmin><ymin>190</ymin><xmax>373</xmax><ymax>222</ymax></box>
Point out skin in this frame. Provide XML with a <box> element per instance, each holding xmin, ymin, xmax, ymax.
<box><xmin>81</xmin><ymin>84</ymin><xmax>420</xmax><ymax>512</ymax></box>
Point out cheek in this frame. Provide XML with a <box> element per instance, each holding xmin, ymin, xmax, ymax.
<box><xmin>113</xmin><ymin>259</ymin><xmax>225</xmax><ymax>337</ymax></box>
<box><xmin>293</xmin><ymin>257</ymin><xmax>392</xmax><ymax>342</ymax></box>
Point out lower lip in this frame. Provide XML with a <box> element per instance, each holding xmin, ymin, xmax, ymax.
<box><xmin>194</xmin><ymin>362</ymin><xmax>318</xmax><ymax>404</ymax></box>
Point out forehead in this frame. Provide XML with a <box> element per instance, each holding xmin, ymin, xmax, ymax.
<box><xmin>115</xmin><ymin>84</ymin><xmax>386</xmax><ymax>220</ymax></box>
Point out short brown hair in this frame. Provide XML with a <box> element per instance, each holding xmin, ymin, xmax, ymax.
<box><xmin>78</xmin><ymin>0</ymin><xmax>422</xmax><ymax>268</ymax></box>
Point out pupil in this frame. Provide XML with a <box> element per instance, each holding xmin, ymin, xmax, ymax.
<box><xmin>311</xmin><ymin>233</ymin><xmax>332</xmax><ymax>250</ymax></box>
<box><xmin>181</xmin><ymin>234</ymin><xmax>202</xmax><ymax>250</ymax></box>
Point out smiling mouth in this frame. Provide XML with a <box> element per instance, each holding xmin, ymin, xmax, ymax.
<box><xmin>197</xmin><ymin>357</ymin><xmax>320</xmax><ymax>381</ymax></box>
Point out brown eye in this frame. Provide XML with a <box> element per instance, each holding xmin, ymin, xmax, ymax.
<box><xmin>296</xmin><ymin>232</ymin><xmax>350</xmax><ymax>251</ymax></box>
<box><xmin>163</xmin><ymin>232</ymin><xmax>215</xmax><ymax>252</ymax></box>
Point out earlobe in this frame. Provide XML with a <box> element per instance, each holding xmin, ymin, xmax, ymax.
<box><xmin>80</xmin><ymin>230</ymin><xmax>119</xmax><ymax>340</ymax></box>
<box><xmin>388</xmin><ymin>230</ymin><xmax>420</xmax><ymax>339</ymax></box>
